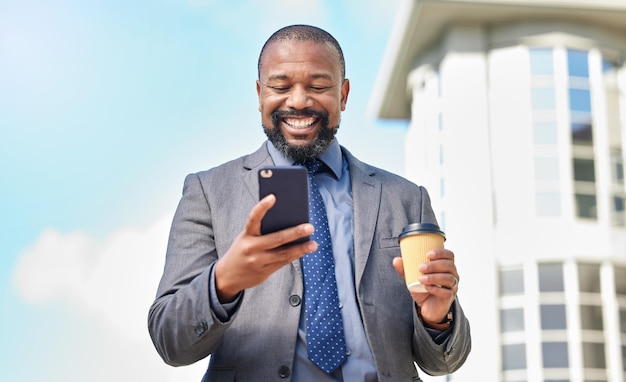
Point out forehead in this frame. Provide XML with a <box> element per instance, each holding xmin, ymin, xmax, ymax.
<box><xmin>259</xmin><ymin>40</ymin><xmax>341</xmax><ymax>79</ymax></box>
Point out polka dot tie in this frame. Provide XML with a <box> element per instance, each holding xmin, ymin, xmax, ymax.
<box><xmin>298</xmin><ymin>159</ymin><xmax>347</xmax><ymax>374</ymax></box>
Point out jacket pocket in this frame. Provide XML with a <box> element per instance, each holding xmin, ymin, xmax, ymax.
<box><xmin>379</xmin><ymin>236</ymin><xmax>400</xmax><ymax>249</ymax></box>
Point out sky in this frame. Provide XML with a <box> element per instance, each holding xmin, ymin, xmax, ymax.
<box><xmin>0</xmin><ymin>0</ymin><xmax>411</xmax><ymax>381</ymax></box>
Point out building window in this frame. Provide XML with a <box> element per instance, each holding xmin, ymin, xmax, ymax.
<box><xmin>611</xmin><ymin>149</ymin><xmax>626</xmax><ymax>226</ymax></box>
<box><xmin>539</xmin><ymin>263</ymin><xmax>564</xmax><ymax>292</ymax></box>
<box><xmin>534</xmin><ymin>121</ymin><xmax>558</xmax><ymax>145</ymax></box>
<box><xmin>575</xmin><ymin>194</ymin><xmax>598</xmax><ymax>219</ymax></box>
<box><xmin>541</xmin><ymin>304</ymin><xmax>567</xmax><ymax>330</ymax></box>
<box><xmin>605</xmin><ymin>56</ymin><xmax>626</xmax><ymax>226</ymax></box>
<box><xmin>536</xmin><ymin>192</ymin><xmax>562</xmax><ymax>216</ymax></box>
<box><xmin>578</xmin><ymin>263</ymin><xmax>601</xmax><ymax>293</ymax></box>
<box><xmin>530</xmin><ymin>47</ymin><xmax>561</xmax><ymax>217</ymax></box>
<box><xmin>567</xmin><ymin>49</ymin><xmax>590</xmax><ymax>77</ymax></box>
<box><xmin>580</xmin><ymin>305</ymin><xmax>604</xmax><ymax>331</ymax></box>
<box><xmin>503</xmin><ymin>343</ymin><xmax>527</xmax><ymax>370</ymax></box>
<box><xmin>567</xmin><ymin>49</ymin><xmax>598</xmax><ymax>221</ymax></box>
<box><xmin>542</xmin><ymin>342</ymin><xmax>569</xmax><ymax>368</ymax></box>
<box><xmin>502</xmin><ymin>308</ymin><xmax>525</xmax><ymax>332</ymax></box>
<box><xmin>535</xmin><ymin>157</ymin><xmax>560</xmax><ymax>180</ymax></box>
<box><xmin>583</xmin><ymin>342</ymin><xmax>606</xmax><ymax>369</ymax></box>
<box><xmin>615</xmin><ymin>266</ymin><xmax>626</xmax><ymax>296</ymax></box>
<box><xmin>500</xmin><ymin>268</ymin><xmax>525</xmax><ymax>295</ymax></box>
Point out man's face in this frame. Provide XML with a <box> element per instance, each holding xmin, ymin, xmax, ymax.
<box><xmin>256</xmin><ymin>40</ymin><xmax>350</xmax><ymax>162</ymax></box>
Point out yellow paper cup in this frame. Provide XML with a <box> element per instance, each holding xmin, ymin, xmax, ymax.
<box><xmin>398</xmin><ymin>223</ymin><xmax>445</xmax><ymax>293</ymax></box>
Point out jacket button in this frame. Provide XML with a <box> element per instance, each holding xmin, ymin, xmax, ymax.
<box><xmin>194</xmin><ymin>321</ymin><xmax>207</xmax><ymax>336</ymax></box>
<box><xmin>278</xmin><ymin>365</ymin><xmax>291</xmax><ymax>378</ymax></box>
<box><xmin>289</xmin><ymin>295</ymin><xmax>301</xmax><ymax>307</ymax></box>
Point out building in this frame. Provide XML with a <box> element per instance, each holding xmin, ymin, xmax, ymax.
<box><xmin>370</xmin><ymin>0</ymin><xmax>626</xmax><ymax>381</ymax></box>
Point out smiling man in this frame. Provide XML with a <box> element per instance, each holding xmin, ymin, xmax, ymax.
<box><xmin>148</xmin><ymin>25</ymin><xmax>471</xmax><ymax>382</ymax></box>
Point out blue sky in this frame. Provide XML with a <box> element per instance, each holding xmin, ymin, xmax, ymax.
<box><xmin>0</xmin><ymin>0</ymin><xmax>408</xmax><ymax>380</ymax></box>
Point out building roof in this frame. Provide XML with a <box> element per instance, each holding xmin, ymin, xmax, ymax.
<box><xmin>369</xmin><ymin>0</ymin><xmax>626</xmax><ymax>120</ymax></box>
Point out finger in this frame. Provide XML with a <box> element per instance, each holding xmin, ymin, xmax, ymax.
<box><xmin>261</xmin><ymin>222</ymin><xmax>315</xmax><ymax>250</ymax></box>
<box><xmin>419</xmin><ymin>259</ymin><xmax>457</xmax><ymax>278</ymax></box>
<box><xmin>392</xmin><ymin>257</ymin><xmax>405</xmax><ymax>278</ymax></box>
<box><xmin>265</xmin><ymin>240</ymin><xmax>318</xmax><ymax>268</ymax></box>
<box><xmin>244</xmin><ymin>194</ymin><xmax>276</xmax><ymax>235</ymax></box>
<box><xmin>427</xmin><ymin>248</ymin><xmax>455</xmax><ymax>261</ymax></box>
<box><xmin>419</xmin><ymin>273</ymin><xmax>459</xmax><ymax>290</ymax></box>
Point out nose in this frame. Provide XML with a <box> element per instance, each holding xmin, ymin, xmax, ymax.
<box><xmin>285</xmin><ymin>85</ymin><xmax>313</xmax><ymax>109</ymax></box>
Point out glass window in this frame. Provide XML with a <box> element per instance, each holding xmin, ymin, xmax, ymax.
<box><xmin>611</xmin><ymin>149</ymin><xmax>624</xmax><ymax>184</ymax></box>
<box><xmin>532</xmin><ymin>88</ymin><xmax>556</xmax><ymax>109</ymax></box>
<box><xmin>613</xmin><ymin>196</ymin><xmax>625</xmax><ymax>226</ymax></box>
<box><xmin>539</xmin><ymin>263</ymin><xmax>564</xmax><ymax>292</ymax></box>
<box><xmin>615</xmin><ymin>266</ymin><xmax>626</xmax><ymax>296</ymax></box>
<box><xmin>580</xmin><ymin>305</ymin><xmax>603</xmax><ymax>331</ymax></box>
<box><xmin>440</xmin><ymin>178</ymin><xmax>445</xmax><ymax>198</ymax></box>
<box><xmin>541</xmin><ymin>304</ymin><xmax>566</xmax><ymax>330</ymax></box>
<box><xmin>578</xmin><ymin>263</ymin><xmax>601</xmax><ymax>293</ymax></box>
<box><xmin>569</xmin><ymin>88</ymin><xmax>592</xmax><ymax>112</ymax></box>
<box><xmin>536</xmin><ymin>192</ymin><xmax>561</xmax><ymax>217</ymax></box>
<box><xmin>583</xmin><ymin>342</ymin><xmax>606</xmax><ymax>368</ymax></box>
<box><xmin>571</xmin><ymin>120</ymin><xmax>593</xmax><ymax>145</ymax></box>
<box><xmin>576</xmin><ymin>194</ymin><xmax>598</xmax><ymax>219</ymax></box>
<box><xmin>542</xmin><ymin>342</ymin><xmax>569</xmax><ymax>368</ymax></box>
<box><xmin>618</xmin><ymin>308</ymin><xmax>626</xmax><ymax>334</ymax></box>
<box><xmin>533</xmin><ymin>121</ymin><xmax>558</xmax><ymax>145</ymax></box>
<box><xmin>535</xmin><ymin>157</ymin><xmax>560</xmax><ymax>180</ymax></box>
<box><xmin>530</xmin><ymin>47</ymin><xmax>554</xmax><ymax>75</ymax></box>
<box><xmin>502</xmin><ymin>308</ymin><xmax>525</xmax><ymax>332</ymax></box>
<box><xmin>567</xmin><ymin>49</ymin><xmax>589</xmax><ymax>78</ymax></box>
<box><xmin>500</xmin><ymin>268</ymin><xmax>524</xmax><ymax>295</ymax></box>
<box><xmin>503</xmin><ymin>343</ymin><xmax>527</xmax><ymax>370</ymax></box>
<box><xmin>573</xmin><ymin>158</ymin><xmax>595</xmax><ymax>182</ymax></box>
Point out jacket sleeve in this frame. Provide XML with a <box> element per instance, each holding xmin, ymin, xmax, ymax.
<box><xmin>412</xmin><ymin>298</ymin><xmax>472</xmax><ymax>375</ymax></box>
<box><xmin>147</xmin><ymin>173</ymin><xmax>236</xmax><ymax>366</ymax></box>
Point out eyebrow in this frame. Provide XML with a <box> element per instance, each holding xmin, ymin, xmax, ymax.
<box><xmin>266</xmin><ymin>73</ymin><xmax>334</xmax><ymax>81</ymax></box>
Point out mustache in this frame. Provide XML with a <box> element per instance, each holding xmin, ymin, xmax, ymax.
<box><xmin>271</xmin><ymin>109</ymin><xmax>328</xmax><ymax>121</ymax></box>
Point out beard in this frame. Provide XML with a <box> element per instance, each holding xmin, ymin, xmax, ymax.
<box><xmin>263</xmin><ymin>109</ymin><xmax>339</xmax><ymax>163</ymax></box>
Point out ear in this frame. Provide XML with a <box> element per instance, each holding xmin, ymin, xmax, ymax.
<box><xmin>256</xmin><ymin>80</ymin><xmax>262</xmax><ymax>111</ymax></box>
<box><xmin>340</xmin><ymin>78</ymin><xmax>350</xmax><ymax>111</ymax></box>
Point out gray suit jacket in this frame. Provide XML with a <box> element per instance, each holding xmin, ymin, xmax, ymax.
<box><xmin>148</xmin><ymin>143</ymin><xmax>471</xmax><ymax>381</ymax></box>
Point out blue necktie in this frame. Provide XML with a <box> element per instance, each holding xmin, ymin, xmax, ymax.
<box><xmin>299</xmin><ymin>159</ymin><xmax>347</xmax><ymax>374</ymax></box>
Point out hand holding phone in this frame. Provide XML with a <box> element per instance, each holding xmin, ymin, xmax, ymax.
<box><xmin>258</xmin><ymin>166</ymin><xmax>310</xmax><ymax>244</ymax></box>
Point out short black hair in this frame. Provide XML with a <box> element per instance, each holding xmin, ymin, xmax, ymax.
<box><xmin>257</xmin><ymin>24</ymin><xmax>345</xmax><ymax>80</ymax></box>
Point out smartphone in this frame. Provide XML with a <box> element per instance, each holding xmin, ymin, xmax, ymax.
<box><xmin>258</xmin><ymin>166</ymin><xmax>310</xmax><ymax>244</ymax></box>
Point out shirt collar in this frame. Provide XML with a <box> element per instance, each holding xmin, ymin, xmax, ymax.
<box><xmin>266</xmin><ymin>139</ymin><xmax>343</xmax><ymax>179</ymax></box>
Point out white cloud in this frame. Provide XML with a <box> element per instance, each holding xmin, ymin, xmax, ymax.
<box><xmin>12</xmin><ymin>216</ymin><xmax>170</xmax><ymax>341</ymax></box>
<box><xmin>11</xmin><ymin>214</ymin><xmax>210</xmax><ymax>381</ymax></box>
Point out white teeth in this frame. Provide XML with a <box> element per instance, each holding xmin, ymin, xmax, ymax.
<box><xmin>284</xmin><ymin>118</ymin><xmax>315</xmax><ymax>128</ymax></box>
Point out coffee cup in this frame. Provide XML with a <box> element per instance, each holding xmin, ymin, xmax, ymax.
<box><xmin>398</xmin><ymin>223</ymin><xmax>446</xmax><ymax>293</ymax></box>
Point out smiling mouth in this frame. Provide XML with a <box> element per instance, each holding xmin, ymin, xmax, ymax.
<box><xmin>282</xmin><ymin>117</ymin><xmax>318</xmax><ymax>129</ymax></box>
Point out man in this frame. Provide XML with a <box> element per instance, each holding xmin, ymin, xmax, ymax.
<box><xmin>148</xmin><ymin>24</ymin><xmax>471</xmax><ymax>381</ymax></box>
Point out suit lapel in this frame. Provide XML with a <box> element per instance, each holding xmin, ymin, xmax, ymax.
<box><xmin>241</xmin><ymin>143</ymin><xmax>275</xmax><ymax>203</ymax></box>
<box><xmin>342</xmin><ymin>148</ymin><xmax>381</xmax><ymax>288</ymax></box>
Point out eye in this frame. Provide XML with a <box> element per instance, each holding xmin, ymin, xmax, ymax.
<box><xmin>310</xmin><ymin>84</ymin><xmax>333</xmax><ymax>93</ymax></box>
<box><xmin>268</xmin><ymin>85</ymin><xmax>290</xmax><ymax>93</ymax></box>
